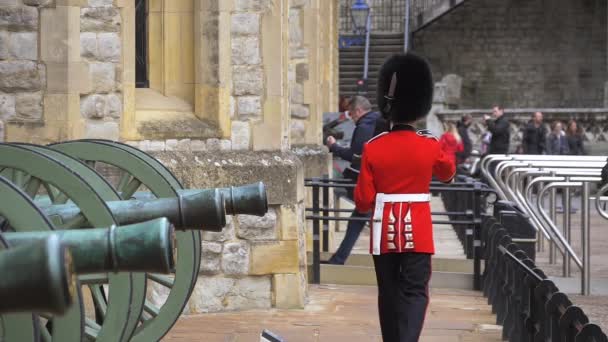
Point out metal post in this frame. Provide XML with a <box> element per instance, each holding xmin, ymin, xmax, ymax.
<box><xmin>473</xmin><ymin>183</ymin><xmax>482</xmax><ymax>291</ymax></box>
<box><xmin>312</xmin><ymin>182</ymin><xmax>320</xmax><ymax>284</ymax></box>
<box><xmin>581</xmin><ymin>182</ymin><xmax>591</xmax><ymax>295</ymax></box>
<box><xmin>404</xmin><ymin>0</ymin><xmax>410</xmax><ymax>52</ymax></box>
<box><xmin>562</xmin><ymin>187</ymin><xmax>571</xmax><ymax>277</ymax></box>
<box><xmin>537</xmin><ymin>182</ymin><xmax>545</xmax><ymax>253</ymax></box>
<box><xmin>549</xmin><ymin>176</ymin><xmax>556</xmax><ymax>264</ymax></box>
<box><xmin>322</xmin><ymin>175</ymin><xmax>329</xmax><ymax>252</ymax></box>
<box><xmin>363</xmin><ymin>13</ymin><xmax>371</xmax><ymax>81</ymax></box>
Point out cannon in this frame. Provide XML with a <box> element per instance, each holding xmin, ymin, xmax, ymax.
<box><xmin>0</xmin><ymin>235</ymin><xmax>76</xmax><ymax>315</ymax></box>
<box><xmin>0</xmin><ymin>141</ymin><xmax>270</xmax><ymax>342</ymax></box>
<box><xmin>3</xmin><ymin>218</ymin><xmax>175</xmax><ymax>274</ymax></box>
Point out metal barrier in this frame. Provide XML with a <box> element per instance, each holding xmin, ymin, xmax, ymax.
<box><xmin>481</xmin><ymin>154</ymin><xmax>608</xmax><ymax>295</ymax></box>
<box><xmin>482</xmin><ymin>215</ymin><xmax>608</xmax><ymax>342</ymax></box>
<box><xmin>304</xmin><ymin>176</ymin><xmax>496</xmax><ymax>289</ymax></box>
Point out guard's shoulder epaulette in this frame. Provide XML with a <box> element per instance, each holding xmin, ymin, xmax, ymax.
<box><xmin>367</xmin><ymin>132</ymin><xmax>389</xmax><ymax>144</ymax></box>
<box><xmin>416</xmin><ymin>129</ymin><xmax>438</xmax><ymax>141</ymax></box>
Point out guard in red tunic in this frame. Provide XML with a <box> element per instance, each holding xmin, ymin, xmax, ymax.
<box><xmin>354</xmin><ymin>53</ymin><xmax>456</xmax><ymax>342</ymax></box>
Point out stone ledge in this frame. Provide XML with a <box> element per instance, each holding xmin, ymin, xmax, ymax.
<box><xmin>291</xmin><ymin>144</ymin><xmax>331</xmax><ymax>178</ymax></box>
<box><xmin>150</xmin><ymin>150</ymin><xmax>304</xmax><ymax>205</ymax></box>
<box><xmin>250</xmin><ymin>240</ymin><xmax>300</xmax><ymax>275</ymax></box>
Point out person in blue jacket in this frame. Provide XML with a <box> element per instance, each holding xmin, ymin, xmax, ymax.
<box><xmin>325</xmin><ymin>95</ymin><xmax>381</xmax><ymax>264</ymax></box>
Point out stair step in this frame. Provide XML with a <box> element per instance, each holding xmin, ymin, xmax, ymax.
<box><xmin>308</xmin><ymin>264</ymin><xmax>474</xmax><ymax>289</ymax></box>
<box><xmin>342</xmin><ymin>33</ymin><xmax>404</xmax><ymax>40</ymax></box>
<box><xmin>340</xmin><ymin>58</ymin><xmax>395</xmax><ymax>65</ymax></box>
<box><xmin>340</xmin><ymin>46</ymin><xmax>405</xmax><ymax>53</ymax></box>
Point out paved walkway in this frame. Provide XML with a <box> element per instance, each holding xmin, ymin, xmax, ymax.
<box><xmin>164</xmin><ymin>285</ymin><xmax>502</xmax><ymax>342</ymax></box>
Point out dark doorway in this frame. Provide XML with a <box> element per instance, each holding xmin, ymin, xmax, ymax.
<box><xmin>135</xmin><ymin>0</ymin><xmax>149</xmax><ymax>88</ymax></box>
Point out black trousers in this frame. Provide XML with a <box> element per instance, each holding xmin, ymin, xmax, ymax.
<box><xmin>372</xmin><ymin>253</ymin><xmax>432</xmax><ymax>342</ymax></box>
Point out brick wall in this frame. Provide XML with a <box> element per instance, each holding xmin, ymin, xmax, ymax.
<box><xmin>412</xmin><ymin>0</ymin><xmax>607</xmax><ymax>108</ymax></box>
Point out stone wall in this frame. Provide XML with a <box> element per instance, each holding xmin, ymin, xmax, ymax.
<box><xmin>79</xmin><ymin>0</ymin><xmax>122</xmax><ymax>140</ymax></box>
<box><xmin>0</xmin><ymin>1</ymin><xmax>45</xmax><ymax>124</ymax></box>
<box><xmin>412</xmin><ymin>0</ymin><xmax>607</xmax><ymax>109</ymax></box>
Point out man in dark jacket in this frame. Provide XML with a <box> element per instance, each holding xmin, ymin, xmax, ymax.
<box><xmin>456</xmin><ymin>114</ymin><xmax>473</xmax><ymax>163</ymax></box>
<box><xmin>484</xmin><ymin>106</ymin><xmax>510</xmax><ymax>154</ymax></box>
<box><xmin>522</xmin><ymin>111</ymin><xmax>547</xmax><ymax>154</ymax></box>
<box><xmin>326</xmin><ymin>95</ymin><xmax>380</xmax><ymax>264</ymax></box>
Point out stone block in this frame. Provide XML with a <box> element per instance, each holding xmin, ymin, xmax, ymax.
<box><xmin>231</xmin><ymin>13</ymin><xmax>260</xmax><ymax>35</ymax></box>
<box><xmin>81</xmin><ymin>7</ymin><xmax>120</xmax><ymax>32</ymax></box>
<box><xmin>81</xmin><ymin>32</ymin><xmax>98</xmax><ymax>59</ymax></box>
<box><xmin>202</xmin><ymin>216</ymin><xmax>235</xmax><ymax>242</ymax></box>
<box><xmin>165</xmin><ymin>139</ymin><xmax>178</xmax><ymax>151</ymax></box>
<box><xmin>89</xmin><ymin>62</ymin><xmax>115</xmax><ymax>92</ymax></box>
<box><xmin>232</xmin><ymin>65</ymin><xmax>263</xmax><ymax>96</ymax></box>
<box><xmin>230</xmin><ymin>120</ymin><xmax>250</xmax><ymax>151</ymax></box>
<box><xmin>190</xmin><ymin>139</ymin><xmax>206</xmax><ymax>151</ymax></box>
<box><xmin>188</xmin><ymin>275</ymin><xmax>271</xmax><ymax>313</ymax></box>
<box><xmin>89</xmin><ymin>63</ymin><xmax>116</xmax><ymax>93</ymax></box>
<box><xmin>200</xmin><ymin>241</ymin><xmax>222</xmax><ymax>275</ymax></box>
<box><xmin>176</xmin><ymin>138</ymin><xmax>191</xmax><ymax>151</ymax></box>
<box><xmin>219</xmin><ymin>139</ymin><xmax>232</xmax><ymax>150</ymax></box>
<box><xmin>0</xmin><ymin>61</ymin><xmax>44</xmax><ymax>92</ymax></box>
<box><xmin>23</xmin><ymin>0</ymin><xmax>55</xmax><ymax>6</ymax></box>
<box><xmin>15</xmin><ymin>91</ymin><xmax>42</xmax><ymax>121</ymax></box>
<box><xmin>221</xmin><ymin>241</ymin><xmax>249</xmax><ymax>275</ymax></box>
<box><xmin>0</xmin><ymin>6</ymin><xmax>38</xmax><ymax>31</ymax></box>
<box><xmin>231</xmin><ymin>36</ymin><xmax>260</xmax><ymax>65</ymax></box>
<box><xmin>237</xmin><ymin>96</ymin><xmax>261</xmax><ymax>117</ymax></box>
<box><xmin>138</xmin><ymin>139</ymin><xmax>150</xmax><ymax>151</ymax></box>
<box><xmin>291</xmin><ymin>103</ymin><xmax>310</xmax><ymax>119</ymax></box>
<box><xmin>288</xmin><ymin>8</ymin><xmax>303</xmax><ymax>48</ymax></box>
<box><xmin>0</xmin><ymin>94</ymin><xmax>16</xmax><ymax>120</ymax></box>
<box><xmin>291</xmin><ymin>144</ymin><xmax>331</xmax><ymax>178</ymax></box>
<box><xmin>0</xmin><ymin>120</ymin><xmax>4</xmax><ymax>142</ymax></box>
<box><xmin>272</xmin><ymin>273</ymin><xmax>304</xmax><ymax>309</ymax></box>
<box><xmin>250</xmin><ymin>240</ymin><xmax>299</xmax><ymax>275</ymax></box>
<box><xmin>84</xmin><ymin>120</ymin><xmax>119</xmax><ymax>140</ymax></box>
<box><xmin>290</xmin><ymin>83</ymin><xmax>304</xmax><ymax>104</ymax></box>
<box><xmin>97</xmin><ymin>33</ymin><xmax>121</xmax><ymax>62</ymax></box>
<box><xmin>80</xmin><ymin>93</ymin><xmax>121</xmax><ymax>119</ymax></box>
<box><xmin>151</xmin><ymin>151</ymin><xmax>304</xmax><ymax>205</ymax></box>
<box><xmin>236</xmin><ymin>208</ymin><xmax>277</xmax><ymax>241</ymax></box>
<box><xmin>278</xmin><ymin>204</ymin><xmax>300</xmax><ymax>241</ymax></box>
<box><xmin>290</xmin><ymin>0</ymin><xmax>309</xmax><ymax>8</ymax></box>
<box><xmin>148</xmin><ymin>140</ymin><xmax>165</xmax><ymax>152</ymax></box>
<box><xmin>9</xmin><ymin>32</ymin><xmax>37</xmax><ymax>60</ymax></box>
<box><xmin>295</xmin><ymin>62</ymin><xmax>308</xmax><ymax>83</ymax></box>
<box><xmin>88</xmin><ymin>0</ymin><xmax>113</xmax><ymax>6</ymax></box>
<box><xmin>290</xmin><ymin>119</ymin><xmax>305</xmax><ymax>141</ymax></box>
<box><xmin>0</xmin><ymin>32</ymin><xmax>8</xmax><ymax>60</ymax></box>
<box><xmin>233</xmin><ymin>0</ymin><xmax>272</xmax><ymax>12</ymax></box>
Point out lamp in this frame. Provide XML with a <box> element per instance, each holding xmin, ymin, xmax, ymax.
<box><xmin>351</xmin><ymin>0</ymin><xmax>370</xmax><ymax>35</ymax></box>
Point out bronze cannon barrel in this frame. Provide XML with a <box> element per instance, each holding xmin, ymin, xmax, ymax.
<box><xmin>42</xmin><ymin>188</ymin><xmax>227</xmax><ymax>231</ymax></box>
<box><xmin>3</xmin><ymin>218</ymin><xmax>175</xmax><ymax>274</ymax></box>
<box><xmin>0</xmin><ymin>235</ymin><xmax>76</xmax><ymax>315</ymax></box>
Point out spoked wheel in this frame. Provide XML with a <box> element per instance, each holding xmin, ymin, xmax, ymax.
<box><xmin>0</xmin><ymin>175</ymin><xmax>82</xmax><ymax>342</ymax></box>
<box><xmin>0</xmin><ymin>144</ymin><xmax>140</xmax><ymax>342</ymax></box>
<box><xmin>50</xmin><ymin>140</ymin><xmax>201</xmax><ymax>342</ymax></box>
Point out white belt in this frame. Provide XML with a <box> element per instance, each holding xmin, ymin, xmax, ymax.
<box><xmin>372</xmin><ymin>193</ymin><xmax>430</xmax><ymax>255</ymax></box>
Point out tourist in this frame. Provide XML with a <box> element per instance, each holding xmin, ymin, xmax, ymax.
<box><xmin>356</xmin><ymin>53</ymin><xmax>455</xmax><ymax>342</ymax></box>
<box><xmin>546</xmin><ymin>121</ymin><xmax>569</xmax><ymax>155</ymax></box>
<box><xmin>566</xmin><ymin>119</ymin><xmax>587</xmax><ymax>155</ymax></box>
<box><xmin>325</xmin><ymin>96</ymin><xmax>381</xmax><ymax>265</ymax></box>
<box><xmin>456</xmin><ymin>114</ymin><xmax>473</xmax><ymax>163</ymax></box>
<box><xmin>522</xmin><ymin>111</ymin><xmax>547</xmax><ymax>154</ymax></box>
<box><xmin>483</xmin><ymin>106</ymin><xmax>510</xmax><ymax>154</ymax></box>
<box><xmin>439</xmin><ymin>122</ymin><xmax>464</xmax><ymax>166</ymax></box>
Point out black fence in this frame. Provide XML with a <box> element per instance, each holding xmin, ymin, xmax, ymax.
<box><xmin>483</xmin><ymin>209</ymin><xmax>608</xmax><ymax>341</ymax></box>
<box><xmin>304</xmin><ymin>175</ymin><xmax>495</xmax><ymax>288</ymax></box>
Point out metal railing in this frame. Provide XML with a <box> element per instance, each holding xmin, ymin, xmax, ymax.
<box><xmin>481</xmin><ymin>154</ymin><xmax>608</xmax><ymax>295</ymax></box>
<box><xmin>482</xmin><ymin>215</ymin><xmax>608</xmax><ymax>341</ymax></box>
<box><xmin>304</xmin><ymin>176</ymin><xmax>496</xmax><ymax>289</ymax></box>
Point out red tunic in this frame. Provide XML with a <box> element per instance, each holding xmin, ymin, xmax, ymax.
<box><xmin>354</xmin><ymin>125</ymin><xmax>456</xmax><ymax>255</ymax></box>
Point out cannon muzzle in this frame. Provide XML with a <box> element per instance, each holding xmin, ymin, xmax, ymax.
<box><xmin>0</xmin><ymin>235</ymin><xmax>76</xmax><ymax>315</ymax></box>
<box><xmin>180</xmin><ymin>182</ymin><xmax>268</xmax><ymax>216</ymax></box>
<box><xmin>3</xmin><ymin>218</ymin><xmax>175</xmax><ymax>274</ymax></box>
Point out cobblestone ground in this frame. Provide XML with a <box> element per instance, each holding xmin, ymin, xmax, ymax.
<box><xmin>164</xmin><ymin>285</ymin><xmax>502</xmax><ymax>342</ymax></box>
<box><xmin>533</xmin><ymin>195</ymin><xmax>608</xmax><ymax>329</ymax></box>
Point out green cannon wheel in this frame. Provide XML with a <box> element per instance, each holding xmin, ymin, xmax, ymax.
<box><xmin>50</xmin><ymin>140</ymin><xmax>200</xmax><ymax>342</ymax></box>
<box><xmin>0</xmin><ymin>144</ymin><xmax>137</xmax><ymax>342</ymax></box>
<box><xmin>0</xmin><ymin>175</ymin><xmax>82</xmax><ymax>342</ymax></box>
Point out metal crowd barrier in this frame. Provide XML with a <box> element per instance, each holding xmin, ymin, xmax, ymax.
<box><xmin>483</xmin><ymin>214</ymin><xmax>608</xmax><ymax>342</ymax></box>
<box><xmin>481</xmin><ymin>154</ymin><xmax>608</xmax><ymax>295</ymax></box>
<box><xmin>304</xmin><ymin>176</ymin><xmax>496</xmax><ymax>289</ymax></box>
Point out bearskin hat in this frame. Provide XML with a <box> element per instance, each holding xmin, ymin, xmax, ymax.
<box><xmin>376</xmin><ymin>53</ymin><xmax>433</xmax><ymax>123</ymax></box>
